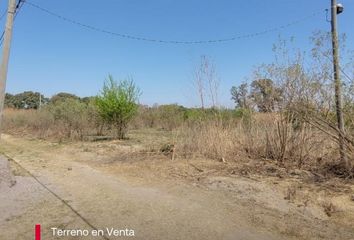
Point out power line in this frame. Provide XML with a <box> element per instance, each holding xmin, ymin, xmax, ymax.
<box><xmin>0</xmin><ymin>8</ymin><xmax>7</xmax><ymax>43</ymax></box>
<box><xmin>320</xmin><ymin>51</ymin><xmax>354</xmax><ymax>83</ymax></box>
<box><xmin>0</xmin><ymin>32</ymin><xmax>4</xmax><ymax>45</ymax></box>
<box><xmin>0</xmin><ymin>0</ymin><xmax>24</xmax><ymax>46</ymax></box>
<box><xmin>24</xmin><ymin>0</ymin><xmax>323</xmax><ymax>44</ymax></box>
<box><xmin>339</xmin><ymin>66</ymin><xmax>353</xmax><ymax>82</ymax></box>
<box><xmin>4</xmin><ymin>1</ymin><xmax>351</xmax><ymax>79</ymax></box>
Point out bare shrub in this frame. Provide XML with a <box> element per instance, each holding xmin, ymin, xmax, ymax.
<box><xmin>194</xmin><ymin>55</ymin><xmax>220</xmax><ymax>108</ymax></box>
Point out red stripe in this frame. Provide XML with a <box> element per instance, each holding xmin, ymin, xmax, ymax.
<box><xmin>35</xmin><ymin>224</ymin><xmax>41</xmax><ymax>240</ymax></box>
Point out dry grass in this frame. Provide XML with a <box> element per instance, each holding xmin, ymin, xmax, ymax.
<box><xmin>175</xmin><ymin>113</ymin><xmax>339</xmax><ymax>173</ymax></box>
<box><xmin>3</xmin><ymin>108</ymin><xmax>95</xmax><ymax>140</ymax></box>
<box><xmin>2</xmin><ymin>108</ymin><xmax>350</xmax><ymax>176</ymax></box>
<box><xmin>176</xmin><ymin>120</ymin><xmax>239</xmax><ymax>161</ymax></box>
<box><xmin>3</xmin><ymin>109</ymin><xmax>54</xmax><ymax>138</ymax></box>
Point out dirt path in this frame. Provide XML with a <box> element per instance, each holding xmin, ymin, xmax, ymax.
<box><xmin>1</xmin><ymin>134</ymin><xmax>354</xmax><ymax>240</ymax></box>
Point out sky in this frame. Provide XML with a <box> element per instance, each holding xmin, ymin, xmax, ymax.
<box><xmin>0</xmin><ymin>0</ymin><xmax>353</xmax><ymax>108</ymax></box>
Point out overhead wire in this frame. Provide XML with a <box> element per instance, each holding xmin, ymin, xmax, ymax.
<box><xmin>24</xmin><ymin>1</ymin><xmax>354</xmax><ymax>81</ymax></box>
<box><xmin>0</xmin><ymin>0</ymin><xmax>24</xmax><ymax>46</ymax></box>
<box><xmin>24</xmin><ymin>0</ymin><xmax>323</xmax><ymax>44</ymax></box>
<box><xmin>319</xmin><ymin>50</ymin><xmax>354</xmax><ymax>83</ymax></box>
<box><xmin>2</xmin><ymin>1</ymin><xmax>352</xmax><ymax>81</ymax></box>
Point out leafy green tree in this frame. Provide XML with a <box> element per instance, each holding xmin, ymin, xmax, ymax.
<box><xmin>4</xmin><ymin>93</ymin><xmax>15</xmax><ymax>108</ymax></box>
<box><xmin>250</xmin><ymin>79</ymin><xmax>282</xmax><ymax>112</ymax></box>
<box><xmin>5</xmin><ymin>91</ymin><xmax>47</xmax><ymax>109</ymax></box>
<box><xmin>230</xmin><ymin>83</ymin><xmax>249</xmax><ymax>109</ymax></box>
<box><xmin>50</xmin><ymin>92</ymin><xmax>80</xmax><ymax>104</ymax></box>
<box><xmin>95</xmin><ymin>76</ymin><xmax>141</xmax><ymax>139</ymax></box>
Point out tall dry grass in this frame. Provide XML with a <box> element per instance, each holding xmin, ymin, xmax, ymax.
<box><xmin>2</xmin><ymin>106</ymin><xmax>99</xmax><ymax>140</ymax></box>
<box><xmin>3</xmin><ymin>109</ymin><xmax>55</xmax><ymax>139</ymax></box>
<box><xmin>2</xmin><ymin>108</ymin><xmax>346</xmax><ymax>174</ymax></box>
<box><xmin>175</xmin><ymin>113</ymin><xmax>337</xmax><ymax>169</ymax></box>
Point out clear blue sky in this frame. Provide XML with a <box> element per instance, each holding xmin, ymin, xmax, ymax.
<box><xmin>1</xmin><ymin>0</ymin><xmax>353</xmax><ymax>107</ymax></box>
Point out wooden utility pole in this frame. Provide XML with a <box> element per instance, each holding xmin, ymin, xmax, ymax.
<box><xmin>0</xmin><ymin>0</ymin><xmax>17</xmax><ymax>138</ymax></box>
<box><xmin>330</xmin><ymin>0</ymin><xmax>347</xmax><ymax>166</ymax></box>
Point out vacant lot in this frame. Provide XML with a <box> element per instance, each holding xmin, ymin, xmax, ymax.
<box><xmin>1</xmin><ymin>129</ymin><xmax>354</xmax><ymax>240</ymax></box>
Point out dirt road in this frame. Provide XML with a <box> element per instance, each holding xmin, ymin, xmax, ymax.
<box><xmin>1</xmin><ymin>134</ymin><xmax>354</xmax><ymax>240</ymax></box>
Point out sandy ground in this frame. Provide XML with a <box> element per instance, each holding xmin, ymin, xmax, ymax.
<box><xmin>1</xmin><ymin>133</ymin><xmax>354</xmax><ymax>240</ymax></box>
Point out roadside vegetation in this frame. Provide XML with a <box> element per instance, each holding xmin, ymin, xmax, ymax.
<box><xmin>2</xmin><ymin>31</ymin><xmax>354</xmax><ymax>179</ymax></box>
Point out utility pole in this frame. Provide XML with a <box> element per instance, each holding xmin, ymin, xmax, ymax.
<box><xmin>330</xmin><ymin>0</ymin><xmax>347</xmax><ymax>167</ymax></box>
<box><xmin>0</xmin><ymin>0</ymin><xmax>17</xmax><ymax>139</ymax></box>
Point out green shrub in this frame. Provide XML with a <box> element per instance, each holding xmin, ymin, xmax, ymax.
<box><xmin>95</xmin><ymin>76</ymin><xmax>141</xmax><ymax>139</ymax></box>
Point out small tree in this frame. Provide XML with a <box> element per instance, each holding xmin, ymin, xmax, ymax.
<box><xmin>250</xmin><ymin>79</ymin><xmax>282</xmax><ymax>112</ymax></box>
<box><xmin>230</xmin><ymin>82</ymin><xmax>249</xmax><ymax>109</ymax></box>
<box><xmin>194</xmin><ymin>55</ymin><xmax>220</xmax><ymax>109</ymax></box>
<box><xmin>95</xmin><ymin>76</ymin><xmax>141</xmax><ymax>139</ymax></box>
<box><xmin>6</xmin><ymin>91</ymin><xmax>47</xmax><ymax>109</ymax></box>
